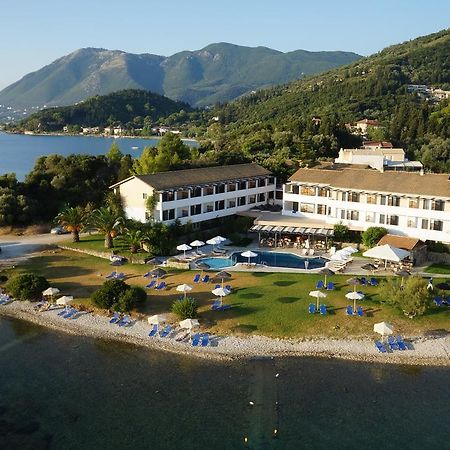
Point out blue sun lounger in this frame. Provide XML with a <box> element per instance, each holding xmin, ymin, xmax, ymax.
<box><xmin>319</xmin><ymin>304</ymin><xmax>327</xmax><ymax>315</ymax></box>
<box><xmin>105</xmin><ymin>271</ymin><xmax>117</xmax><ymax>279</ymax></box>
<box><xmin>143</xmin><ymin>271</ymin><xmax>152</xmax><ymax>278</ymax></box>
<box><xmin>356</xmin><ymin>306</ymin><xmax>364</xmax><ymax>317</ymax></box>
<box><xmin>148</xmin><ymin>324</ymin><xmax>158</xmax><ymax>337</ymax></box>
<box><xmin>118</xmin><ymin>315</ymin><xmax>131</xmax><ymax>327</ymax></box>
<box><xmin>360</xmin><ymin>277</ymin><xmax>367</xmax><ymax>286</ymax></box>
<box><xmin>316</xmin><ymin>280</ymin><xmax>324</xmax><ymax>289</ymax></box>
<box><xmin>375</xmin><ymin>341</ymin><xmax>387</xmax><ymax>353</ymax></box>
<box><xmin>434</xmin><ymin>296</ymin><xmax>443</xmax><ymax>307</ymax></box>
<box><xmin>387</xmin><ymin>335</ymin><xmax>399</xmax><ymax>351</ymax></box>
<box><xmin>211</xmin><ymin>300</ymin><xmax>221</xmax><ymax>310</ymax></box>
<box><xmin>308</xmin><ymin>303</ymin><xmax>316</xmax><ymax>314</ymax></box>
<box><xmin>396</xmin><ymin>335</ymin><xmax>407</xmax><ymax>351</ymax></box>
<box><xmin>326</xmin><ymin>282</ymin><xmax>335</xmax><ymax>290</ymax></box>
<box><xmin>145</xmin><ymin>280</ymin><xmax>156</xmax><ymax>289</ymax></box>
<box><xmin>202</xmin><ymin>275</ymin><xmax>210</xmax><ymax>283</ymax></box>
<box><xmin>370</xmin><ymin>277</ymin><xmax>378</xmax><ymax>286</ymax></box>
<box><xmin>64</xmin><ymin>308</ymin><xmax>78</xmax><ymax>319</ymax></box>
<box><xmin>214</xmin><ymin>284</ymin><xmax>221</xmax><ymax>289</ymax></box>
<box><xmin>201</xmin><ymin>334</ymin><xmax>209</xmax><ymax>347</ymax></box>
<box><xmin>155</xmin><ymin>281</ymin><xmax>166</xmax><ymax>290</ymax></box>
<box><xmin>58</xmin><ymin>306</ymin><xmax>70</xmax><ymax>316</ymax></box>
<box><xmin>109</xmin><ymin>312</ymin><xmax>121</xmax><ymax>324</ymax></box>
<box><xmin>193</xmin><ymin>274</ymin><xmax>201</xmax><ymax>283</ymax></box>
<box><xmin>160</xmin><ymin>325</ymin><xmax>172</xmax><ymax>338</ymax></box>
<box><xmin>116</xmin><ymin>272</ymin><xmax>125</xmax><ymax>280</ymax></box>
<box><xmin>191</xmin><ymin>333</ymin><xmax>200</xmax><ymax>346</ymax></box>
<box><xmin>346</xmin><ymin>305</ymin><xmax>354</xmax><ymax>316</ymax></box>
<box><xmin>225</xmin><ymin>285</ymin><xmax>232</xmax><ymax>291</ymax></box>
<box><xmin>219</xmin><ymin>304</ymin><xmax>231</xmax><ymax>311</ymax></box>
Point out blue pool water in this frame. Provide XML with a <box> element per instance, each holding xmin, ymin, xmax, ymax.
<box><xmin>198</xmin><ymin>251</ymin><xmax>327</xmax><ymax>270</ymax></box>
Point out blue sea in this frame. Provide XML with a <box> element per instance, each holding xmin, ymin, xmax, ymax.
<box><xmin>0</xmin><ymin>132</ymin><xmax>198</xmax><ymax>180</ymax></box>
<box><xmin>1</xmin><ymin>316</ymin><xmax>449</xmax><ymax>449</ymax></box>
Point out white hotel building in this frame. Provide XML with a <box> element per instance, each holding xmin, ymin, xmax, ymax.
<box><xmin>110</xmin><ymin>163</ymin><xmax>276</xmax><ymax>225</ymax></box>
<box><xmin>282</xmin><ymin>164</ymin><xmax>450</xmax><ymax>243</ymax></box>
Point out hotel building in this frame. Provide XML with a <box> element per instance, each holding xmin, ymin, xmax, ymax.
<box><xmin>283</xmin><ymin>164</ymin><xmax>450</xmax><ymax>243</ymax></box>
<box><xmin>110</xmin><ymin>163</ymin><xmax>276</xmax><ymax>225</ymax></box>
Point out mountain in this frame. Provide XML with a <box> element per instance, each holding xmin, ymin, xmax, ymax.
<box><xmin>0</xmin><ymin>44</ymin><xmax>361</xmax><ymax>109</ymax></box>
<box><xmin>13</xmin><ymin>89</ymin><xmax>191</xmax><ymax>132</ymax></box>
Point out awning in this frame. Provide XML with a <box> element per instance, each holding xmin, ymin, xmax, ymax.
<box><xmin>250</xmin><ymin>224</ymin><xmax>263</xmax><ymax>232</ymax></box>
<box><xmin>273</xmin><ymin>226</ymin><xmax>285</xmax><ymax>232</ymax></box>
<box><xmin>261</xmin><ymin>225</ymin><xmax>274</xmax><ymax>232</ymax></box>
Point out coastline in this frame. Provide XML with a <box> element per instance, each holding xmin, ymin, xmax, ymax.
<box><xmin>1</xmin><ymin>301</ymin><xmax>449</xmax><ymax>367</ymax></box>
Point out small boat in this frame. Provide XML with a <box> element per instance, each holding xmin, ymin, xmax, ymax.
<box><xmin>131</xmin><ymin>146</ymin><xmax>139</xmax><ymax>150</ymax></box>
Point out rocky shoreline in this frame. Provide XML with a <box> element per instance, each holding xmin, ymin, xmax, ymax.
<box><xmin>1</xmin><ymin>301</ymin><xmax>450</xmax><ymax>366</ymax></box>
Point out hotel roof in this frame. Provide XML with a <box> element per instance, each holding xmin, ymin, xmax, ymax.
<box><xmin>110</xmin><ymin>163</ymin><xmax>270</xmax><ymax>190</ymax></box>
<box><xmin>288</xmin><ymin>165</ymin><xmax>450</xmax><ymax>198</ymax></box>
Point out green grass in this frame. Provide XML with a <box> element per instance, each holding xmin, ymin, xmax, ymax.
<box><xmin>425</xmin><ymin>263</ymin><xmax>450</xmax><ymax>274</ymax></box>
<box><xmin>3</xmin><ymin>249</ymin><xmax>449</xmax><ymax>338</ymax></box>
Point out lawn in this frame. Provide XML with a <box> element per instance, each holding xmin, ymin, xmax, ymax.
<box><xmin>425</xmin><ymin>263</ymin><xmax>450</xmax><ymax>275</ymax></box>
<box><xmin>4</xmin><ymin>249</ymin><xmax>449</xmax><ymax>338</ymax></box>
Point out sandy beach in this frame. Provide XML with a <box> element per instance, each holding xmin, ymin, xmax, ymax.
<box><xmin>1</xmin><ymin>300</ymin><xmax>449</xmax><ymax>366</ymax></box>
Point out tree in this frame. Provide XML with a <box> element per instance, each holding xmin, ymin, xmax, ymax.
<box><xmin>89</xmin><ymin>207</ymin><xmax>123</xmax><ymax>248</ymax></box>
<box><xmin>333</xmin><ymin>223</ymin><xmax>350</xmax><ymax>243</ymax></box>
<box><xmin>6</xmin><ymin>273</ymin><xmax>49</xmax><ymax>301</ymax></box>
<box><xmin>92</xmin><ymin>279</ymin><xmax>146</xmax><ymax>312</ymax></box>
<box><xmin>55</xmin><ymin>206</ymin><xmax>87</xmax><ymax>242</ymax></box>
<box><xmin>106</xmin><ymin>142</ymin><xmax>123</xmax><ymax>164</ymax></box>
<box><xmin>171</xmin><ymin>297</ymin><xmax>198</xmax><ymax>319</ymax></box>
<box><xmin>362</xmin><ymin>227</ymin><xmax>388</xmax><ymax>248</ymax></box>
<box><xmin>379</xmin><ymin>276</ymin><xmax>432</xmax><ymax>318</ymax></box>
<box><xmin>120</xmin><ymin>229</ymin><xmax>144</xmax><ymax>254</ymax></box>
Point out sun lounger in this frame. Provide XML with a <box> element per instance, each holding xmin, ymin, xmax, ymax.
<box><xmin>176</xmin><ymin>331</ymin><xmax>190</xmax><ymax>342</ymax></box>
<box><xmin>219</xmin><ymin>304</ymin><xmax>231</xmax><ymax>310</ymax></box>
<box><xmin>316</xmin><ymin>280</ymin><xmax>324</xmax><ymax>289</ymax></box>
<box><xmin>0</xmin><ymin>295</ymin><xmax>11</xmax><ymax>305</ymax></box>
<box><xmin>191</xmin><ymin>333</ymin><xmax>200</xmax><ymax>346</ymax></box>
<box><xmin>160</xmin><ymin>325</ymin><xmax>172</xmax><ymax>338</ymax></box>
<box><xmin>370</xmin><ymin>278</ymin><xmax>378</xmax><ymax>286</ymax></box>
<box><xmin>64</xmin><ymin>308</ymin><xmax>78</xmax><ymax>320</ymax></box>
<box><xmin>346</xmin><ymin>305</ymin><xmax>354</xmax><ymax>316</ymax></box>
<box><xmin>360</xmin><ymin>277</ymin><xmax>367</xmax><ymax>286</ymax></box>
<box><xmin>375</xmin><ymin>341</ymin><xmax>387</xmax><ymax>353</ymax></box>
<box><xmin>387</xmin><ymin>336</ymin><xmax>399</xmax><ymax>351</ymax></box>
<box><xmin>148</xmin><ymin>324</ymin><xmax>158</xmax><ymax>337</ymax></box>
<box><xmin>214</xmin><ymin>284</ymin><xmax>221</xmax><ymax>289</ymax></box>
<box><xmin>396</xmin><ymin>335</ymin><xmax>407</xmax><ymax>351</ymax></box>
<box><xmin>225</xmin><ymin>285</ymin><xmax>232</xmax><ymax>291</ymax></box>
<box><xmin>118</xmin><ymin>315</ymin><xmax>131</xmax><ymax>327</ymax></box>
<box><xmin>201</xmin><ymin>334</ymin><xmax>209</xmax><ymax>347</ymax></box>
<box><xmin>319</xmin><ymin>304</ymin><xmax>327</xmax><ymax>315</ymax></box>
<box><xmin>58</xmin><ymin>306</ymin><xmax>69</xmax><ymax>316</ymax></box>
<box><xmin>143</xmin><ymin>271</ymin><xmax>152</xmax><ymax>278</ymax></box>
<box><xmin>105</xmin><ymin>271</ymin><xmax>117</xmax><ymax>279</ymax></box>
<box><xmin>202</xmin><ymin>275</ymin><xmax>210</xmax><ymax>283</ymax></box>
<box><xmin>326</xmin><ymin>282</ymin><xmax>335</xmax><ymax>290</ymax></box>
<box><xmin>155</xmin><ymin>281</ymin><xmax>167</xmax><ymax>290</ymax></box>
<box><xmin>356</xmin><ymin>306</ymin><xmax>364</xmax><ymax>317</ymax></box>
<box><xmin>109</xmin><ymin>312</ymin><xmax>121</xmax><ymax>324</ymax></box>
<box><xmin>434</xmin><ymin>296</ymin><xmax>443</xmax><ymax>307</ymax></box>
<box><xmin>145</xmin><ymin>280</ymin><xmax>156</xmax><ymax>289</ymax></box>
<box><xmin>115</xmin><ymin>272</ymin><xmax>125</xmax><ymax>280</ymax></box>
<box><xmin>193</xmin><ymin>274</ymin><xmax>201</xmax><ymax>283</ymax></box>
<box><xmin>211</xmin><ymin>300</ymin><xmax>221</xmax><ymax>310</ymax></box>
<box><xmin>308</xmin><ymin>303</ymin><xmax>316</xmax><ymax>314</ymax></box>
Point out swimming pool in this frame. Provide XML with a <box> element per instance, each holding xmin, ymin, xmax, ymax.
<box><xmin>198</xmin><ymin>251</ymin><xmax>327</xmax><ymax>270</ymax></box>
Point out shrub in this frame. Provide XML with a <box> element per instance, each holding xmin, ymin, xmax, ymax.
<box><xmin>91</xmin><ymin>279</ymin><xmax>146</xmax><ymax>312</ymax></box>
<box><xmin>0</xmin><ymin>275</ymin><xmax>8</xmax><ymax>283</ymax></box>
<box><xmin>427</xmin><ymin>242</ymin><xmax>450</xmax><ymax>254</ymax></box>
<box><xmin>171</xmin><ymin>297</ymin><xmax>198</xmax><ymax>319</ymax></box>
<box><xmin>333</xmin><ymin>224</ymin><xmax>350</xmax><ymax>242</ymax></box>
<box><xmin>362</xmin><ymin>227</ymin><xmax>388</xmax><ymax>248</ymax></box>
<box><xmin>6</xmin><ymin>273</ymin><xmax>49</xmax><ymax>301</ymax></box>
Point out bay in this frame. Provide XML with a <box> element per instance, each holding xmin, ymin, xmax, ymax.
<box><xmin>0</xmin><ymin>132</ymin><xmax>198</xmax><ymax>180</ymax></box>
<box><xmin>1</xmin><ymin>316</ymin><xmax>449</xmax><ymax>450</ymax></box>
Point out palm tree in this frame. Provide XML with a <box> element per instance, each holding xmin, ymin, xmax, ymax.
<box><xmin>120</xmin><ymin>229</ymin><xmax>144</xmax><ymax>254</ymax></box>
<box><xmin>89</xmin><ymin>207</ymin><xmax>123</xmax><ymax>248</ymax></box>
<box><xmin>55</xmin><ymin>206</ymin><xmax>86</xmax><ymax>242</ymax></box>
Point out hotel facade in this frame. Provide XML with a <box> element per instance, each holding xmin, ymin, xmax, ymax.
<box><xmin>111</xmin><ymin>163</ymin><xmax>276</xmax><ymax>225</ymax></box>
<box><xmin>283</xmin><ymin>165</ymin><xmax>450</xmax><ymax>243</ymax></box>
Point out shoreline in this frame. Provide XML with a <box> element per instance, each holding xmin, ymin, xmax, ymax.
<box><xmin>1</xmin><ymin>301</ymin><xmax>450</xmax><ymax>367</ymax></box>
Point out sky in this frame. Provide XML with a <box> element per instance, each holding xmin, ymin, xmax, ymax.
<box><xmin>0</xmin><ymin>0</ymin><xmax>449</xmax><ymax>90</ymax></box>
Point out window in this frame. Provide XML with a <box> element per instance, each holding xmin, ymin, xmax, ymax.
<box><xmin>258</xmin><ymin>193</ymin><xmax>266</xmax><ymax>202</ymax></box>
<box><xmin>422</xmin><ymin>199</ymin><xmax>430</xmax><ymax>209</ymax></box>
<box><xmin>162</xmin><ymin>191</ymin><xmax>175</xmax><ymax>202</ymax></box>
<box><xmin>248</xmin><ymin>180</ymin><xmax>257</xmax><ymax>189</ymax></box>
<box><xmin>162</xmin><ymin>209</ymin><xmax>175</xmax><ymax>221</ymax></box>
<box><xmin>388</xmin><ymin>215</ymin><xmax>399</xmax><ymax>226</ymax></box>
<box><xmin>215</xmin><ymin>200</ymin><xmax>225</xmax><ymax>210</ymax></box>
<box><xmin>227</xmin><ymin>199</ymin><xmax>236</xmax><ymax>208</ymax></box>
<box><xmin>346</xmin><ymin>210</ymin><xmax>359</xmax><ymax>221</ymax></box>
<box><xmin>407</xmin><ymin>217</ymin><xmax>417</xmax><ymax>228</ymax></box>
<box><xmin>379</xmin><ymin>214</ymin><xmax>386</xmax><ymax>224</ymax></box>
<box><xmin>366</xmin><ymin>212</ymin><xmax>375</xmax><ymax>223</ymax></box>
<box><xmin>421</xmin><ymin>219</ymin><xmax>429</xmax><ymax>229</ymax></box>
<box><xmin>190</xmin><ymin>204</ymin><xmax>202</xmax><ymax>216</ymax></box>
<box><xmin>340</xmin><ymin>210</ymin><xmax>346</xmax><ymax>220</ymax></box>
<box><xmin>257</xmin><ymin>178</ymin><xmax>266</xmax><ymax>187</ymax></box>
<box><xmin>216</xmin><ymin>184</ymin><xmax>225</xmax><ymax>194</ymax></box>
<box><xmin>191</xmin><ymin>186</ymin><xmax>202</xmax><ymax>197</ymax></box>
<box><xmin>432</xmin><ymin>200</ymin><xmax>444</xmax><ymax>211</ymax></box>
<box><xmin>300</xmin><ymin>203</ymin><xmax>314</xmax><ymax>213</ymax></box>
<box><xmin>388</xmin><ymin>196</ymin><xmax>400</xmax><ymax>207</ymax></box>
<box><xmin>268</xmin><ymin>177</ymin><xmax>275</xmax><ymax>185</ymax></box>
<box><xmin>238</xmin><ymin>196</ymin><xmax>246</xmax><ymax>206</ymax></box>
<box><xmin>317</xmin><ymin>205</ymin><xmax>327</xmax><ymax>215</ymax></box>
<box><xmin>380</xmin><ymin>195</ymin><xmax>386</xmax><ymax>206</ymax></box>
<box><xmin>431</xmin><ymin>220</ymin><xmax>443</xmax><ymax>231</ymax></box>
<box><xmin>177</xmin><ymin>207</ymin><xmax>189</xmax><ymax>218</ymax></box>
<box><xmin>248</xmin><ymin>195</ymin><xmax>256</xmax><ymax>204</ymax></box>
<box><xmin>300</xmin><ymin>186</ymin><xmax>315</xmax><ymax>196</ymax></box>
<box><xmin>177</xmin><ymin>189</ymin><xmax>189</xmax><ymax>200</ymax></box>
<box><xmin>348</xmin><ymin>192</ymin><xmax>360</xmax><ymax>203</ymax></box>
<box><xmin>142</xmin><ymin>193</ymin><xmax>148</xmax><ymax>200</ymax></box>
<box><xmin>292</xmin><ymin>202</ymin><xmax>299</xmax><ymax>212</ymax></box>
<box><xmin>318</xmin><ymin>187</ymin><xmax>329</xmax><ymax>197</ymax></box>
<box><xmin>366</xmin><ymin>194</ymin><xmax>377</xmax><ymax>204</ymax></box>
<box><xmin>409</xmin><ymin>198</ymin><xmax>419</xmax><ymax>209</ymax></box>
<box><xmin>274</xmin><ymin>191</ymin><xmax>281</xmax><ymax>200</ymax></box>
<box><xmin>204</xmin><ymin>186</ymin><xmax>214</xmax><ymax>196</ymax></box>
<box><xmin>204</xmin><ymin>203</ymin><xmax>214</xmax><ymax>213</ymax></box>
<box><xmin>227</xmin><ymin>183</ymin><xmax>236</xmax><ymax>192</ymax></box>
<box><xmin>238</xmin><ymin>181</ymin><xmax>247</xmax><ymax>190</ymax></box>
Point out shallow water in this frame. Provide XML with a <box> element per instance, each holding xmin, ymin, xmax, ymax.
<box><xmin>1</xmin><ymin>316</ymin><xmax>449</xmax><ymax>449</ymax></box>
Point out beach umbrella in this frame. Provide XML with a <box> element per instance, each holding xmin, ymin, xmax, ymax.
<box><xmin>347</xmin><ymin>277</ymin><xmax>361</xmax><ymax>292</ymax></box>
<box><xmin>212</xmin><ymin>287</ymin><xmax>231</xmax><ymax>298</ymax></box>
<box><xmin>42</xmin><ymin>287</ymin><xmax>60</xmax><ymax>302</ymax></box>
<box><xmin>179</xmin><ymin>318</ymin><xmax>200</xmax><ymax>329</ymax></box>
<box><xmin>145</xmin><ymin>257</ymin><xmax>163</xmax><ymax>266</ymax></box>
<box><xmin>241</xmin><ymin>250</ymin><xmax>257</xmax><ymax>265</ymax></box>
<box><xmin>345</xmin><ymin>291</ymin><xmax>365</xmax><ymax>313</ymax></box>
<box><xmin>190</xmin><ymin>240</ymin><xmax>205</xmax><ymax>254</ymax></box>
<box><xmin>176</xmin><ymin>283</ymin><xmax>193</xmax><ymax>299</ymax></box>
<box><xmin>150</xmin><ymin>268</ymin><xmax>167</xmax><ymax>282</ymax></box>
<box><xmin>213</xmin><ymin>236</ymin><xmax>226</xmax><ymax>243</ymax></box>
<box><xmin>363</xmin><ymin>244</ymin><xmax>410</xmax><ymax>269</ymax></box>
<box><xmin>395</xmin><ymin>269</ymin><xmax>411</xmax><ymax>287</ymax></box>
<box><xmin>56</xmin><ymin>295</ymin><xmax>73</xmax><ymax>306</ymax></box>
<box><xmin>309</xmin><ymin>290</ymin><xmax>327</xmax><ymax>310</ymax></box>
<box><xmin>374</xmin><ymin>322</ymin><xmax>394</xmax><ymax>339</ymax></box>
<box><xmin>436</xmin><ymin>282</ymin><xmax>450</xmax><ymax>291</ymax></box>
<box><xmin>176</xmin><ymin>243</ymin><xmax>192</xmax><ymax>258</ymax></box>
<box><xmin>195</xmin><ymin>261</ymin><xmax>210</xmax><ymax>276</ymax></box>
<box><xmin>147</xmin><ymin>314</ymin><xmax>167</xmax><ymax>325</ymax></box>
<box><xmin>215</xmin><ymin>270</ymin><xmax>232</xmax><ymax>288</ymax></box>
<box><xmin>320</xmin><ymin>268</ymin><xmax>335</xmax><ymax>285</ymax></box>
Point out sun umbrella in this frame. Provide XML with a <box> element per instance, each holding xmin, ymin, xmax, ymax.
<box><xmin>212</xmin><ymin>287</ymin><xmax>231</xmax><ymax>297</ymax></box>
<box><xmin>179</xmin><ymin>318</ymin><xmax>200</xmax><ymax>329</ymax></box>
<box><xmin>361</xmin><ymin>263</ymin><xmax>377</xmax><ymax>272</ymax></box>
<box><xmin>190</xmin><ymin>240</ymin><xmax>205</xmax><ymax>254</ymax></box>
<box><xmin>374</xmin><ymin>322</ymin><xmax>394</xmax><ymax>339</ymax></box>
<box><xmin>176</xmin><ymin>243</ymin><xmax>192</xmax><ymax>258</ymax></box>
<box><xmin>436</xmin><ymin>282</ymin><xmax>450</xmax><ymax>291</ymax></box>
<box><xmin>309</xmin><ymin>290</ymin><xmax>327</xmax><ymax>310</ymax></box>
<box><xmin>215</xmin><ymin>270</ymin><xmax>232</xmax><ymax>288</ymax></box>
<box><xmin>345</xmin><ymin>291</ymin><xmax>365</xmax><ymax>313</ymax></box>
<box><xmin>42</xmin><ymin>287</ymin><xmax>60</xmax><ymax>302</ymax></box>
<box><xmin>213</xmin><ymin>236</ymin><xmax>226</xmax><ymax>243</ymax></box>
<box><xmin>56</xmin><ymin>295</ymin><xmax>73</xmax><ymax>306</ymax></box>
<box><xmin>241</xmin><ymin>250</ymin><xmax>257</xmax><ymax>265</ymax></box>
<box><xmin>145</xmin><ymin>257</ymin><xmax>163</xmax><ymax>265</ymax></box>
<box><xmin>363</xmin><ymin>244</ymin><xmax>410</xmax><ymax>269</ymax></box>
<box><xmin>147</xmin><ymin>314</ymin><xmax>167</xmax><ymax>325</ymax></box>
<box><xmin>150</xmin><ymin>268</ymin><xmax>167</xmax><ymax>282</ymax></box>
<box><xmin>347</xmin><ymin>277</ymin><xmax>361</xmax><ymax>292</ymax></box>
<box><xmin>395</xmin><ymin>269</ymin><xmax>411</xmax><ymax>287</ymax></box>
<box><xmin>176</xmin><ymin>283</ymin><xmax>193</xmax><ymax>299</ymax></box>
<box><xmin>320</xmin><ymin>268</ymin><xmax>335</xmax><ymax>285</ymax></box>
